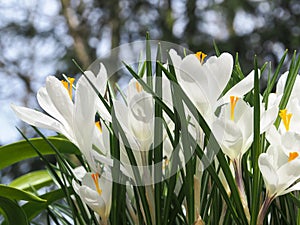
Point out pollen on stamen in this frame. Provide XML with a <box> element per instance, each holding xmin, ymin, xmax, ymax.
<box><xmin>91</xmin><ymin>173</ymin><xmax>102</xmax><ymax>195</ymax></box>
<box><xmin>61</xmin><ymin>77</ymin><xmax>75</xmax><ymax>99</ymax></box>
<box><xmin>288</xmin><ymin>152</ymin><xmax>299</xmax><ymax>162</ymax></box>
<box><xmin>195</xmin><ymin>51</ymin><xmax>207</xmax><ymax>64</ymax></box>
<box><xmin>95</xmin><ymin>121</ymin><xmax>102</xmax><ymax>133</ymax></box>
<box><xmin>279</xmin><ymin>109</ymin><xmax>292</xmax><ymax>131</ymax></box>
<box><xmin>230</xmin><ymin>96</ymin><xmax>239</xmax><ymax>121</ymax></box>
<box><xmin>135</xmin><ymin>81</ymin><xmax>142</xmax><ymax>93</ymax></box>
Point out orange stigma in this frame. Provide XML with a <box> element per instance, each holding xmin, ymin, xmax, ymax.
<box><xmin>279</xmin><ymin>109</ymin><xmax>292</xmax><ymax>131</ymax></box>
<box><xmin>91</xmin><ymin>173</ymin><xmax>102</xmax><ymax>195</ymax></box>
<box><xmin>288</xmin><ymin>152</ymin><xmax>299</xmax><ymax>162</ymax></box>
<box><xmin>195</xmin><ymin>51</ymin><xmax>207</xmax><ymax>63</ymax></box>
<box><xmin>230</xmin><ymin>96</ymin><xmax>239</xmax><ymax>121</ymax></box>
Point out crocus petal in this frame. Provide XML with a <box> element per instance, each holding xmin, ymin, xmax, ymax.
<box><xmin>258</xmin><ymin>153</ymin><xmax>278</xmax><ymax>196</ymax></box>
<box><xmin>276</xmin><ymin>159</ymin><xmax>300</xmax><ymax>195</ymax></box>
<box><xmin>218</xmin><ymin>70</ymin><xmax>255</xmax><ymax>106</ymax></box>
<box><xmin>45</xmin><ymin>76</ymin><xmax>74</xmax><ymax>125</ymax></box>
<box><xmin>211</xmin><ymin>119</ymin><xmax>243</xmax><ymax>160</ymax></box>
<box><xmin>78</xmin><ymin>186</ymin><xmax>107</xmax><ymax>219</ymax></box>
<box><xmin>280</xmin><ymin>182</ymin><xmax>300</xmax><ymax>196</ymax></box>
<box><xmin>266</xmin><ymin>125</ymin><xmax>281</xmax><ymax>146</ymax></box>
<box><xmin>260</xmin><ymin>105</ymin><xmax>278</xmax><ymax>134</ymax></box>
<box><xmin>169</xmin><ymin>49</ymin><xmax>183</xmax><ymax>77</ymax></box>
<box><xmin>37</xmin><ymin>87</ymin><xmax>70</xmax><ymax>130</ymax></box>
<box><xmin>205</xmin><ymin>53</ymin><xmax>233</xmax><ymax>103</ymax></box>
<box><xmin>72</xmin><ymin>166</ymin><xmax>87</xmax><ymax>181</ymax></box>
<box><xmin>178</xmin><ymin>54</ymin><xmax>210</xmax><ymax>105</ymax></box>
<box><xmin>73</xmin><ymin>77</ymin><xmax>96</xmax><ymax>159</ymax></box>
<box><xmin>128</xmin><ymin>92</ymin><xmax>154</xmax><ymax>144</ymax></box>
<box><xmin>113</xmin><ymin>100</ymin><xmax>130</xmax><ymax>133</ymax></box>
<box><xmin>84</xmin><ymin>62</ymin><xmax>108</xmax><ymax>95</ymax></box>
<box><xmin>281</xmin><ymin>132</ymin><xmax>300</xmax><ymax>153</ymax></box>
<box><xmin>11</xmin><ymin>104</ymin><xmax>68</xmax><ymax>136</ymax></box>
<box><xmin>96</xmin><ymin>98</ymin><xmax>111</xmax><ymax>122</ymax></box>
<box><xmin>276</xmin><ymin>71</ymin><xmax>289</xmax><ymax>95</ymax></box>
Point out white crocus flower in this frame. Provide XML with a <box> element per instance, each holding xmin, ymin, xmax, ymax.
<box><xmin>169</xmin><ymin>49</ymin><xmax>255</xmax><ymax>125</ymax></box>
<box><xmin>259</xmin><ymin>144</ymin><xmax>300</xmax><ymax>198</ymax></box>
<box><xmin>12</xmin><ymin>65</ymin><xmax>109</xmax><ymax>162</ymax></box>
<box><xmin>257</xmin><ymin>143</ymin><xmax>300</xmax><ymax>224</ymax></box>
<box><xmin>114</xmin><ymin>77</ymin><xmax>166</xmax><ymax>165</ymax></box>
<box><xmin>211</xmin><ymin>97</ymin><xmax>253</xmax><ymax>221</ymax></box>
<box><xmin>211</xmin><ymin>97</ymin><xmax>253</xmax><ymax>161</ymax></box>
<box><xmin>72</xmin><ymin>169</ymin><xmax>112</xmax><ymax>225</ymax></box>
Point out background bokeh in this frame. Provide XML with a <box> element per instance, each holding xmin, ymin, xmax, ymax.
<box><xmin>1</xmin><ymin>0</ymin><xmax>299</xmax><ymax>180</ymax></box>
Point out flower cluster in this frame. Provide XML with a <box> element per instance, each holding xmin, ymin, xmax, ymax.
<box><xmin>11</xmin><ymin>49</ymin><xmax>300</xmax><ymax>224</ymax></box>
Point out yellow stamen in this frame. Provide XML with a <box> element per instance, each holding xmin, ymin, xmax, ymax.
<box><xmin>135</xmin><ymin>81</ymin><xmax>142</xmax><ymax>93</ymax></box>
<box><xmin>288</xmin><ymin>152</ymin><xmax>299</xmax><ymax>162</ymax></box>
<box><xmin>162</xmin><ymin>156</ymin><xmax>169</xmax><ymax>170</ymax></box>
<box><xmin>91</xmin><ymin>173</ymin><xmax>102</xmax><ymax>195</ymax></box>
<box><xmin>61</xmin><ymin>77</ymin><xmax>75</xmax><ymax>99</ymax></box>
<box><xmin>230</xmin><ymin>96</ymin><xmax>239</xmax><ymax>121</ymax></box>
<box><xmin>279</xmin><ymin>109</ymin><xmax>292</xmax><ymax>131</ymax></box>
<box><xmin>195</xmin><ymin>51</ymin><xmax>207</xmax><ymax>64</ymax></box>
<box><xmin>95</xmin><ymin>121</ymin><xmax>102</xmax><ymax>133</ymax></box>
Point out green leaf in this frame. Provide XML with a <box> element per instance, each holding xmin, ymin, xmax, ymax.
<box><xmin>250</xmin><ymin>56</ymin><xmax>262</xmax><ymax>225</ymax></box>
<box><xmin>22</xmin><ymin>188</ymin><xmax>71</xmax><ymax>221</ymax></box>
<box><xmin>154</xmin><ymin>42</ymin><xmax>163</xmax><ymax>225</ymax></box>
<box><xmin>0</xmin><ymin>185</ymin><xmax>45</xmax><ymax>202</ymax></box>
<box><xmin>0</xmin><ymin>197</ymin><xmax>29</xmax><ymax>225</ymax></box>
<box><xmin>0</xmin><ymin>136</ymin><xmax>80</xmax><ymax>170</ymax></box>
<box><xmin>9</xmin><ymin>170</ymin><xmax>53</xmax><ymax>191</ymax></box>
<box><xmin>262</xmin><ymin>49</ymin><xmax>288</xmax><ymax>102</ymax></box>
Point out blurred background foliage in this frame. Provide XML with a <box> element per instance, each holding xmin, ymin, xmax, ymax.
<box><xmin>1</xmin><ymin>0</ymin><xmax>300</xmax><ymax>181</ymax></box>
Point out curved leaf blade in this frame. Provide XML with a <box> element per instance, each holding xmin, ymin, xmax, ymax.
<box><xmin>0</xmin><ymin>185</ymin><xmax>46</xmax><ymax>203</ymax></box>
<box><xmin>22</xmin><ymin>188</ymin><xmax>71</xmax><ymax>221</ymax></box>
<box><xmin>0</xmin><ymin>136</ymin><xmax>80</xmax><ymax>170</ymax></box>
<box><xmin>9</xmin><ymin>170</ymin><xmax>52</xmax><ymax>191</ymax></box>
<box><xmin>0</xmin><ymin>196</ymin><xmax>29</xmax><ymax>225</ymax></box>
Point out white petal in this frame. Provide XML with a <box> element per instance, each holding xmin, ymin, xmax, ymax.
<box><xmin>96</xmin><ymin>98</ymin><xmax>111</xmax><ymax>122</ymax></box>
<box><xmin>276</xmin><ymin>71</ymin><xmax>289</xmax><ymax>95</ymax></box>
<box><xmin>45</xmin><ymin>76</ymin><xmax>74</xmax><ymax>125</ymax></box>
<box><xmin>178</xmin><ymin>54</ymin><xmax>210</xmax><ymax>103</ymax></box>
<box><xmin>276</xmin><ymin>159</ymin><xmax>300</xmax><ymax>195</ymax></box>
<box><xmin>260</xmin><ymin>105</ymin><xmax>278</xmax><ymax>134</ymax></box>
<box><xmin>84</xmin><ymin>62</ymin><xmax>108</xmax><ymax>95</ymax></box>
<box><xmin>217</xmin><ymin>70</ymin><xmax>256</xmax><ymax>106</ymax></box>
<box><xmin>72</xmin><ymin>166</ymin><xmax>87</xmax><ymax>181</ymax></box>
<box><xmin>211</xmin><ymin>119</ymin><xmax>243</xmax><ymax>160</ymax></box>
<box><xmin>72</xmin><ymin>179</ymin><xmax>81</xmax><ymax>195</ymax></box>
<box><xmin>73</xmin><ymin>77</ymin><xmax>96</xmax><ymax>153</ymax></box>
<box><xmin>11</xmin><ymin>104</ymin><xmax>67</xmax><ymax>135</ymax></box>
<box><xmin>258</xmin><ymin>153</ymin><xmax>278</xmax><ymax>196</ymax></box>
<box><xmin>266</xmin><ymin>125</ymin><xmax>281</xmax><ymax>146</ymax></box>
<box><xmin>78</xmin><ymin>186</ymin><xmax>107</xmax><ymax>219</ymax></box>
<box><xmin>37</xmin><ymin>87</ymin><xmax>70</xmax><ymax>129</ymax></box>
<box><xmin>169</xmin><ymin>49</ymin><xmax>183</xmax><ymax>77</ymax></box>
<box><xmin>280</xmin><ymin>182</ymin><xmax>300</xmax><ymax>196</ymax></box>
<box><xmin>205</xmin><ymin>52</ymin><xmax>233</xmax><ymax>103</ymax></box>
